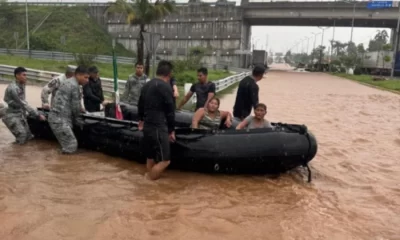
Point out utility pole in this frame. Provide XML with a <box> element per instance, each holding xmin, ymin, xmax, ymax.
<box><xmin>391</xmin><ymin>4</ymin><xmax>400</xmax><ymax>78</ymax></box>
<box><xmin>318</xmin><ymin>27</ymin><xmax>330</xmax><ymax>69</ymax></box>
<box><xmin>329</xmin><ymin>20</ymin><xmax>336</xmax><ymax>72</ymax></box>
<box><xmin>25</xmin><ymin>0</ymin><xmax>30</xmax><ymax>51</ymax></box>
<box><xmin>350</xmin><ymin>2</ymin><xmax>356</xmax><ymax>43</ymax></box>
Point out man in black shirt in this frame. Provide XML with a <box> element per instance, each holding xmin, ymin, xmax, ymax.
<box><xmin>177</xmin><ymin>67</ymin><xmax>216</xmax><ymax>111</ymax></box>
<box><xmin>233</xmin><ymin>65</ymin><xmax>266</xmax><ymax>120</ymax></box>
<box><xmin>83</xmin><ymin>66</ymin><xmax>106</xmax><ymax>112</ymax></box>
<box><xmin>138</xmin><ymin>60</ymin><xmax>175</xmax><ymax>181</ymax></box>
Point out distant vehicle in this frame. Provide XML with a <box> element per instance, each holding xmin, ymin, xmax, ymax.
<box><xmin>360</xmin><ymin>51</ymin><xmax>393</xmax><ymax>75</ymax></box>
<box><xmin>252</xmin><ymin>50</ymin><xmax>268</xmax><ymax>67</ymax></box>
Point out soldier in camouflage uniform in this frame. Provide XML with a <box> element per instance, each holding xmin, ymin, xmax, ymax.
<box><xmin>121</xmin><ymin>62</ymin><xmax>148</xmax><ymax>105</ymax></box>
<box><xmin>2</xmin><ymin>67</ymin><xmax>46</xmax><ymax>144</ymax></box>
<box><xmin>48</xmin><ymin>66</ymin><xmax>89</xmax><ymax>154</ymax></box>
<box><xmin>41</xmin><ymin>65</ymin><xmax>76</xmax><ymax>109</ymax></box>
<box><xmin>0</xmin><ymin>101</ymin><xmax>6</xmax><ymax>119</ymax></box>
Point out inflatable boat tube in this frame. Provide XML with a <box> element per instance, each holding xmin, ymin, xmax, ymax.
<box><xmin>27</xmin><ymin>108</ymin><xmax>318</xmax><ymax>177</ymax></box>
<box><xmin>104</xmin><ymin>102</ymin><xmax>241</xmax><ymax>129</ymax></box>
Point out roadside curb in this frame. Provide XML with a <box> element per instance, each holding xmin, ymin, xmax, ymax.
<box><xmin>329</xmin><ymin>74</ymin><xmax>400</xmax><ymax>95</ymax></box>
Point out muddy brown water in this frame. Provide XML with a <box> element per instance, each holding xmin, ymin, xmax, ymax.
<box><xmin>1</xmin><ymin>65</ymin><xmax>399</xmax><ymax>240</ymax></box>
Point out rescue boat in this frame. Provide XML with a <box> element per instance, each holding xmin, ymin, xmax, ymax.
<box><xmin>27</xmin><ymin>106</ymin><xmax>318</xmax><ymax>181</ymax></box>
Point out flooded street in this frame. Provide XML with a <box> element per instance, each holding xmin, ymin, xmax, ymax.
<box><xmin>1</xmin><ymin>65</ymin><xmax>400</xmax><ymax>240</ymax></box>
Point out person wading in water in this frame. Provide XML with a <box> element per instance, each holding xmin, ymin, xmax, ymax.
<box><xmin>138</xmin><ymin>60</ymin><xmax>176</xmax><ymax>181</ymax></box>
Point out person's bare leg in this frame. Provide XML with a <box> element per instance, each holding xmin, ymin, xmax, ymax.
<box><xmin>146</xmin><ymin>159</ymin><xmax>155</xmax><ymax>172</ymax></box>
<box><xmin>148</xmin><ymin>160</ymin><xmax>171</xmax><ymax>180</ymax></box>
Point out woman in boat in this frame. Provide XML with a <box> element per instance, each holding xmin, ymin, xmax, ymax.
<box><xmin>191</xmin><ymin>97</ymin><xmax>232</xmax><ymax>130</ymax></box>
<box><xmin>236</xmin><ymin>103</ymin><xmax>273</xmax><ymax>130</ymax></box>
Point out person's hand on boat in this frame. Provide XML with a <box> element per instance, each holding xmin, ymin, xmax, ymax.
<box><xmin>101</xmin><ymin>100</ymin><xmax>110</xmax><ymax>106</ymax></box>
<box><xmin>39</xmin><ymin>114</ymin><xmax>46</xmax><ymax>121</ymax></box>
<box><xmin>169</xmin><ymin>131</ymin><xmax>176</xmax><ymax>142</ymax></box>
<box><xmin>42</xmin><ymin>103</ymin><xmax>50</xmax><ymax>110</ymax></box>
<box><xmin>138</xmin><ymin>121</ymin><xmax>144</xmax><ymax>131</ymax></box>
<box><xmin>80</xmin><ymin>107</ymin><xmax>86</xmax><ymax>113</ymax></box>
<box><xmin>224</xmin><ymin>119</ymin><xmax>232</xmax><ymax>128</ymax></box>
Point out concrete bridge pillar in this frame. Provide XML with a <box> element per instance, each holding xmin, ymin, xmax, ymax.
<box><xmin>240</xmin><ymin>22</ymin><xmax>251</xmax><ymax>68</ymax></box>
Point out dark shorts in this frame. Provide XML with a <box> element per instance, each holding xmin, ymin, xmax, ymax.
<box><xmin>143</xmin><ymin>126</ymin><xmax>170</xmax><ymax>162</ymax></box>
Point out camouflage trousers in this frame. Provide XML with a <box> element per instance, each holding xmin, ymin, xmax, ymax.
<box><xmin>0</xmin><ymin>106</ymin><xmax>6</xmax><ymax>119</ymax></box>
<box><xmin>2</xmin><ymin>115</ymin><xmax>34</xmax><ymax>144</ymax></box>
<box><xmin>48</xmin><ymin>119</ymin><xmax>78</xmax><ymax>154</ymax></box>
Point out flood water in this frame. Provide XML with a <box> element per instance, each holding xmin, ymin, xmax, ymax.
<box><xmin>1</xmin><ymin>64</ymin><xmax>400</xmax><ymax>240</ymax></box>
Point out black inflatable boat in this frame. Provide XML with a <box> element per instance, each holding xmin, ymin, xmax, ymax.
<box><xmin>27</xmin><ymin>107</ymin><xmax>318</xmax><ymax>180</ymax></box>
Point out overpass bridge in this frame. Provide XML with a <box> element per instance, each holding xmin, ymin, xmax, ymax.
<box><xmin>241</xmin><ymin>1</ymin><xmax>400</xmax><ymax>28</ymax></box>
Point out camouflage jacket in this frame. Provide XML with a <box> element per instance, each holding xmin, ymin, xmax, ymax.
<box><xmin>3</xmin><ymin>82</ymin><xmax>39</xmax><ymax>118</ymax></box>
<box><xmin>49</xmin><ymin>77</ymin><xmax>81</xmax><ymax>124</ymax></box>
<box><xmin>41</xmin><ymin>74</ymin><xmax>83</xmax><ymax>106</ymax></box>
<box><xmin>121</xmin><ymin>73</ymin><xmax>148</xmax><ymax>105</ymax></box>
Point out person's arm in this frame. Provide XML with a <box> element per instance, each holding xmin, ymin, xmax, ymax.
<box><xmin>250</xmin><ymin>83</ymin><xmax>259</xmax><ymax>109</ymax></box>
<box><xmin>220</xmin><ymin>110</ymin><xmax>232</xmax><ymax>122</ymax></box>
<box><xmin>191</xmin><ymin>108</ymin><xmax>205</xmax><ymax>129</ymax></box>
<box><xmin>41</xmin><ymin>78</ymin><xmax>58</xmax><ymax>106</ymax></box>
<box><xmin>203</xmin><ymin>82</ymin><xmax>216</xmax><ymax>108</ymax></box>
<box><xmin>171</xmin><ymin>78</ymin><xmax>179</xmax><ymax>98</ymax></box>
<box><xmin>120</xmin><ymin>79</ymin><xmax>131</xmax><ymax>102</ymax></box>
<box><xmin>178</xmin><ymin>84</ymin><xmax>195</xmax><ymax>109</ymax></box>
<box><xmin>71</xmin><ymin>86</ymin><xmax>82</xmax><ymax>119</ymax></box>
<box><xmin>8</xmin><ymin>85</ymin><xmax>39</xmax><ymax>118</ymax></box>
<box><xmin>220</xmin><ymin>110</ymin><xmax>232</xmax><ymax>128</ymax></box>
<box><xmin>236</xmin><ymin>116</ymin><xmax>252</xmax><ymax>130</ymax></box>
<box><xmin>160</xmin><ymin>83</ymin><xmax>175</xmax><ymax>133</ymax></box>
<box><xmin>99</xmin><ymin>79</ymin><xmax>105</xmax><ymax>102</ymax></box>
<box><xmin>82</xmin><ymin>83</ymin><xmax>102</xmax><ymax>103</ymax></box>
<box><xmin>138</xmin><ymin>85</ymin><xmax>145</xmax><ymax>121</ymax></box>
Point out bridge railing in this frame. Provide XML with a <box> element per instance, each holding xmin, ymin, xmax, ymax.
<box><xmin>0</xmin><ymin>64</ymin><xmax>249</xmax><ymax>105</ymax></box>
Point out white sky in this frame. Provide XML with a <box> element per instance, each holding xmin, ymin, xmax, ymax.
<box><xmin>15</xmin><ymin>0</ymin><xmax>392</xmax><ymax>54</ymax></box>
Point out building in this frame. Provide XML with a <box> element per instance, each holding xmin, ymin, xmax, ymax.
<box><xmin>106</xmin><ymin>0</ymin><xmax>251</xmax><ymax>67</ymax></box>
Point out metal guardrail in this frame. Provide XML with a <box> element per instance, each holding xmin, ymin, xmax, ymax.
<box><xmin>0</xmin><ymin>48</ymin><xmax>248</xmax><ymax>73</ymax></box>
<box><xmin>0</xmin><ymin>48</ymin><xmax>136</xmax><ymax>65</ymax></box>
<box><xmin>0</xmin><ymin>64</ymin><xmax>250</xmax><ymax>106</ymax></box>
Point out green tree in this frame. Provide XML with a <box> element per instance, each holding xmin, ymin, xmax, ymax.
<box><xmin>107</xmin><ymin>0</ymin><xmax>175</xmax><ymax>75</ymax></box>
<box><xmin>368</xmin><ymin>29</ymin><xmax>389</xmax><ymax>51</ymax></box>
<box><xmin>0</xmin><ymin>0</ymin><xmax>19</xmax><ymax>27</ymax></box>
<box><xmin>382</xmin><ymin>44</ymin><xmax>392</xmax><ymax>72</ymax></box>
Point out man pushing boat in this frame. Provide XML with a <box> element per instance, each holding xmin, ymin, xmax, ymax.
<box><xmin>138</xmin><ymin>60</ymin><xmax>176</xmax><ymax>180</ymax></box>
<box><xmin>2</xmin><ymin>67</ymin><xmax>46</xmax><ymax>144</ymax></box>
<box><xmin>48</xmin><ymin>66</ymin><xmax>89</xmax><ymax>154</ymax></box>
<box><xmin>41</xmin><ymin>65</ymin><xmax>76</xmax><ymax>109</ymax></box>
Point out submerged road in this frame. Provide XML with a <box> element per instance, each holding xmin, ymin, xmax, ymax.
<box><xmin>1</xmin><ymin>64</ymin><xmax>399</xmax><ymax>240</ymax></box>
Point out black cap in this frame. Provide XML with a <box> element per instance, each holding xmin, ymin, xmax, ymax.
<box><xmin>88</xmin><ymin>66</ymin><xmax>99</xmax><ymax>73</ymax></box>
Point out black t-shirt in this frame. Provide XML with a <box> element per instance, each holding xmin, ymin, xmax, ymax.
<box><xmin>233</xmin><ymin>76</ymin><xmax>259</xmax><ymax>119</ymax></box>
<box><xmin>138</xmin><ymin>78</ymin><xmax>175</xmax><ymax>133</ymax></box>
<box><xmin>190</xmin><ymin>81</ymin><xmax>216</xmax><ymax>110</ymax></box>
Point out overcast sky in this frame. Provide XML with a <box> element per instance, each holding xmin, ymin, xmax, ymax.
<box><xmin>17</xmin><ymin>0</ymin><xmax>390</xmax><ymax>54</ymax></box>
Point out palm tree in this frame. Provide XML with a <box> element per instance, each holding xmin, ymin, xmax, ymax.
<box><xmin>107</xmin><ymin>0</ymin><xmax>175</xmax><ymax>75</ymax></box>
<box><xmin>374</xmin><ymin>30</ymin><xmax>389</xmax><ymax>44</ymax></box>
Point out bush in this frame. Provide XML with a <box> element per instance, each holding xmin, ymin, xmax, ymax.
<box><xmin>73</xmin><ymin>53</ymin><xmax>96</xmax><ymax>68</ymax></box>
<box><xmin>353</xmin><ymin>67</ymin><xmax>362</xmax><ymax>75</ymax></box>
<box><xmin>174</xmin><ymin>71</ymin><xmax>196</xmax><ymax>85</ymax></box>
